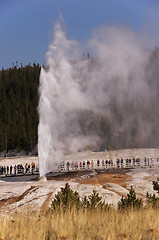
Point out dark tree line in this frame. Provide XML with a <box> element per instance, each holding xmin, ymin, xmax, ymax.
<box><xmin>0</xmin><ymin>63</ymin><xmax>40</xmax><ymax>153</ymax></box>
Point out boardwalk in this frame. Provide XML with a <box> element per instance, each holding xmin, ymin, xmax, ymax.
<box><xmin>0</xmin><ymin>152</ymin><xmax>159</xmax><ymax>177</ymax></box>
<box><xmin>58</xmin><ymin>157</ymin><xmax>157</xmax><ymax>172</ymax></box>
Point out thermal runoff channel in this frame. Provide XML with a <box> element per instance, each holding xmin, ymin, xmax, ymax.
<box><xmin>38</xmin><ymin>22</ymin><xmax>159</xmax><ymax>176</ymax></box>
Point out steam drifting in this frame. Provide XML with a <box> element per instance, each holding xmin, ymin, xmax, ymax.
<box><xmin>38</xmin><ymin>21</ymin><xmax>159</xmax><ymax>176</ymax></box>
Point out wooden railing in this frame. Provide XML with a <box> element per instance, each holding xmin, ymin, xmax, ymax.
<box><xmin>58</xmin><ymin>157</ymin><xmax>156</xmax><ymax>172</ymax></box>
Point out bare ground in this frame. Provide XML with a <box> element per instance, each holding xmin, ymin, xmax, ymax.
<box><xmin>0</xmin><ymin>148</ymin><xmax>159</xmax><ymax>213</ymax></box>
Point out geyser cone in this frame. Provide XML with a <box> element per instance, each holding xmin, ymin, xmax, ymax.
<box><xmin>39</xmin><ymin>176</ymin><xmax>47</xmax><ymax>182</ymax></box>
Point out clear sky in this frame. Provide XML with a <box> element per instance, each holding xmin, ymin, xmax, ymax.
<box><xmin>0</xmin><ymin>0</ymin><xmax>159</xmax><ymax>69</ymax></box>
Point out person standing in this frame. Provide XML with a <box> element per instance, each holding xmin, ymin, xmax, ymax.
<box><xmin>14</xmin><ymin>165</ymin><xmax>17</xmax><ymax>175</ymax></box>
<box><xmin>3</xmin><ymin>166</ymin><xmax>6</xmax><ymax>175</ymax></box>
<box><xmin>7</xmin><ymin>166</ymin><xmax>9</xmax><ymax>175</ymax></box>
<box><xmin>10</xmin><ymin>165</ymin><xmax>12</xmax><ymax>175</ymax></box>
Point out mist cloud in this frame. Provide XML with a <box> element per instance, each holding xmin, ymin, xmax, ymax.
<box><xmin>38</xmin><ymin>21</ymin><xmax>159</xmax><ymax>176</ymax></box>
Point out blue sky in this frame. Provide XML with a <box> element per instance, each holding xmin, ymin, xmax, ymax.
<box><xmin>0</xmin><ymin>0</ymin><xmax>159</xmax><ymax>69</ymax></box>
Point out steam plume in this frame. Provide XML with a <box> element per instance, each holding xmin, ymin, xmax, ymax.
<box><xmin>38</xmin><ymin>21</ymin><xmax>159</xmax><ymax>176</ymax></box>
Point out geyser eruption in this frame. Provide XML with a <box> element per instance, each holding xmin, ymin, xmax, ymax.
<box><xmin>38</xmin><ymin>22</ymin><xmax>101</xmax><ymax>176</ymax></box>
<box><xmin>38</xmin><ymin>21</ymin><xmax>159</xmax><ymax>176</ymax></box>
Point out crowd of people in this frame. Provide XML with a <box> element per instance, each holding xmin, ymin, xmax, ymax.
<box><xmin>59</xmin><ymin>157</ymin><xmax>154</xmax><ymax>171</ymax></box>
<box><xmin>0</xmin><ymin>162</ymin><xmax>38</xmax><ymax>176</ymax></box>
<box><xmin>0</xmin><ymin>157</ymin><xmax>156</xmax><ymax>176</ymax></box>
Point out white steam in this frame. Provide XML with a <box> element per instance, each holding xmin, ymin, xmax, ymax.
<box><xmin>38</xmin><ymin>21</ymin><xmax>156</xmax><ymax>176</ymax></box>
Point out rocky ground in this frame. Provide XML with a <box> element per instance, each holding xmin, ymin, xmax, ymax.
<box><xmin>0</xmin><ymin>148</ymin><xmax>159</xmax><ymax>214</ymax></box>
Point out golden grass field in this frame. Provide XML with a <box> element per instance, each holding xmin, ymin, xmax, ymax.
<box><xmin>0</xmin><ymin>207</ymin><xmax>159</xmax><ymax>240</ymax></box>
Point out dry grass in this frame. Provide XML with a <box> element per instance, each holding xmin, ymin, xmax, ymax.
<box><xmin>0</xmin><ymin>208</ymin><xmax>159</xmax><ymax>240</ymax></box>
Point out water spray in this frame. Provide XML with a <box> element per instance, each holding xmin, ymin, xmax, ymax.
<box><xmin>38</xmin><ymin>20</ymin><xmax>157</xmax><ymax>177</ymax></box>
